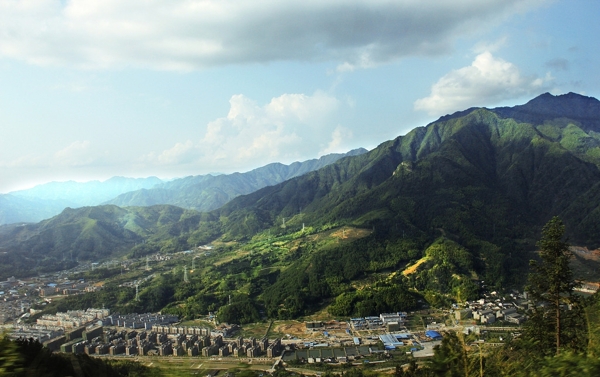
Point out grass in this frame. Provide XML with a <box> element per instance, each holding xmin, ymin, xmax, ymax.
<box><xmin>237</xmin><ymin>322</ymin><xmax>272</xmax><ymax>338</ymax></box>
<box><xmin>211</xmin><ymin>250</ymin><xmax>249</xmax><ymax>267</ymax></box>
<box><xmin>178</xmin><ymin>319</ymin><xmax>215</xmax><ymax>328</ymax></box>
<box><xmin>402</xmin><ymin>256</ymin><xmax>430</xmax><ymax>276</ymax></box>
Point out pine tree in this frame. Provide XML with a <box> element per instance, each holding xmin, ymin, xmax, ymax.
<box><xmin>526</xmin><ymin>216</ymin><xmax>580</xmax><ymax>355</ymax></box>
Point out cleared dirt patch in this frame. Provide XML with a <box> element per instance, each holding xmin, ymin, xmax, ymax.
<box><xmin>273</xmin><ymin>321</ymin><xmax>306</xmax><ymax>337</ymax></box>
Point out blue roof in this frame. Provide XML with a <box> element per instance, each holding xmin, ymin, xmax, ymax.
<box><xmin>425</xmin><ymin>330</ymin><xmax>443</xmax><ymax>339</ymax></box>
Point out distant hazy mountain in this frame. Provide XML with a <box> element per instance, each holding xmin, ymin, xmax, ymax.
<box><xmin>10</xmin><ymin>176</ymin><xmax>164</xmax><ymax>205</ymax></box>
<box><xmin>0</xmin><ymin>150</ymin><xmax>367</xmax><ymax>226</ymax></box>
<box><xmin>0</xmin><ymin>177</ymin><xmax>163</xmax><ymax>225</ymax></box>
<box><xmin>0</xmin><ymin>194</ymin><xmax>71</xmax><ymax>226</ymax></box>
<box><xmin>104</xmin><ymin>149</ymin><xmax>368</xmax><ymax>211</ymax></box>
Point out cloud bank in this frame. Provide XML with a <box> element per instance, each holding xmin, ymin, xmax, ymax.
<box><xmin>414</xmin><ymin>52</ymin><xmax>552</xmax><ymax>116</ymax></box>
<box><xmin>1</xmin><ymin>91</ymin><xmax>348</xmax><ymax>183</ymax></box>
<box><xmin>0</xmin><ymin>0</ymin><xmax>544</xmax><ymax>70</ymax></box>
<box><xmin>145</xmin><ymin>91</ymin><xmax>348</xmax><ymax>172</ymax></box>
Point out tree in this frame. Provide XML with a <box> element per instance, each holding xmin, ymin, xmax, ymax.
<box><xmin>0</xmin><ymin>333</ymin><xmax>23</xmax><ymax>375</ymax></box>
<box><xmin>427</xmin><ymin>332</ymin><xmax>472</xmax><ymax>377</ymax></box>
<box><xmin>526</xmin><ymin>216</ymin><xmax>580</xmax><ymax>355</ymax></box>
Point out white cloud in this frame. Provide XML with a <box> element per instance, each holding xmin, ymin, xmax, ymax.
<box><xmin>0</xmin><ymin>154</ymin><xmax>44</xmax><ymax>169</ymax></box>
<box><xmin>320</xmin><ymin>126</ymin><xmax>354</xmax><ymax>155</ymax></box>
<box><xmin>1</xmin><ymin>140</ymin><xmax>98</xmax><ymax>169</ymax></box>
<box><xmin>53</xmin><ymin>140</ymin><xmax>96</xmax><ymax>166</ymax></box>
<box><xmin>146</xmin><ymin>91</ymin><xmax>349</xmax><ymax>171</ymax></box>
<box><xmin>157</xmin><ymin>140</ymin><xmax>196</xmax><ymax>165</ymax></box>
<box><xmin>0</xmin><ymin>0</ymin><xmax>545</xmax><ymax>70</ymax></box>
<box><xmin>414</xmin><ymin>51</ymin><xmax>552</xmax><ymax>116</ymax></box>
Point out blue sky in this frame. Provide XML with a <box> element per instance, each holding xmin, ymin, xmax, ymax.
<box><xmin>0</xmin><ymin>0</ymin><xmax>598</xmax><ymax>193</ymax></box>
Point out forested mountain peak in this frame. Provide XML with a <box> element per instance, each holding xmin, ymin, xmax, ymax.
<box><xmin>435</xmin><ymin>92</ymin><xmax>600</xmax><ymax>131</ymax></box>
<box><xmin>493</xmin><ymin>92</ymin><xmax>600</xmax><ymax>129</ymax></box>
<box><xmin>215</xmin><ymin>92</ymin><xmax>600</xmax><ymax>250</ymax></box>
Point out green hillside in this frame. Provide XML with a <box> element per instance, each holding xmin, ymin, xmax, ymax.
<box><xmin>215</xmin><ymin>102</ymin><xmax>600</xmax><ymax>248</ymax></box>
<box><xmin>0</xmin><ymin>205</ymin><xmax>205</xmax><ymax>278</ymax></box>
<box><xmin>3</xmin><ymin>92</ymin><xmax>600</xmax><ymax>322</ymax></box>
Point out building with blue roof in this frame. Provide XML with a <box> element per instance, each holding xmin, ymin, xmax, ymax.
<box><xmin>425</xmin><ymin>330</ymin><xmax>443</xmax><ymax>340</ymax></box>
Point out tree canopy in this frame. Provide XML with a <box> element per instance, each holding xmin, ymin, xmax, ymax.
<box><xmin>526</xmin><ymin>216</ymin><xmax>581</xmax><ymax>355</ymax></box>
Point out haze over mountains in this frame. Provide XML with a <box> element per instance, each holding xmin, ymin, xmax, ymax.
<box><xmin>0</xmin><ymin>177</ymin><xmax>162</xmax><ymax>225</ymax></box>
<box><xmin>0</xmin><ymin>149</ymin><xmax>367</xmax><ymax>226</ymax></box>
<box><xmin>1</xmin><ymin>92</ymin><xmax>600</xmax><ymax>284</ymax></box>
<box><xmin>104</xmin><ymin>148</ymin><xmax>368</xmax><ymax>211</ymax></box>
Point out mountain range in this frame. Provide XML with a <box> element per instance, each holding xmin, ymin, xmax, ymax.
<box><xmin>0</xmin><ymin>149</ymin><xmax>366</xmax><ymax>226</ymax></box>
<box><xmin>103</xmin><ymin>148</ymin><xmax>368</xmax><ymax>211</ymax></box>
<box><xmin>0</xmin><ymin>177</ymin><xmax>162</xmax><ymax>225</ymax></box>
<box><xmin>1</xmin><ymin>92</ymin><xmax>600</xmax><ymax>288</ymax></box>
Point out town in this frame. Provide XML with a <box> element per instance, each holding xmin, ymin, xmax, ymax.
<box><xmin>2</xmin><ymin>277</ymin><xmax>536</xmax><ymax>368</ymax></box>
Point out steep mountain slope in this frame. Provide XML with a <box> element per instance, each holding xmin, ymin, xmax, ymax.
<box><xmin>104</xmin><ymin>149</ymin><xmax>367</xmax><ymax>211</ymax></box>
<box><xmin>207</xmin><ymin>93</ymin><xmax>600</xmax><ymax>297</ymax></box>
<box><xmin>216</xmin><ymin>93</ymin><xmax>600</xmax><ymax>248</ymax></box>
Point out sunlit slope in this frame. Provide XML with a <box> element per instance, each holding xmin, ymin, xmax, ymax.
<box><xmin>217</xmin><ymin>94</ymin><xmax>600</xmax><ymax>249</ymax></box>
<box><xmin>2</xmin><ymin>92</ymin><xmax>600</xmax><ymax>284</ymax></box>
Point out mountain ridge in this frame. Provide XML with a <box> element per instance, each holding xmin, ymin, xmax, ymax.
<box><xmin>213</xmin><ymin>94</ymin><xmax>600</xmax><ymax>249</ymax></box>
<box><xmin>104</xmin><ymin>148</ymin><xmax>368</xmax><ymax>211</ymax></box>
<box><xmin>0</xmin><ymin>177</ymin><xmax>163</xmax><ymax>226</ymax></box>
<box><xmin>0</xmin><ymin>149</ymin><xmax>367</xmax><ymax>226</ymax></box>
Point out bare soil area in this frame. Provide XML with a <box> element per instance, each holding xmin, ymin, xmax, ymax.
<box><xmin>273</xmin><ymin>322</ymin><xmax>306</xmax><ymax>337</ymax></box>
